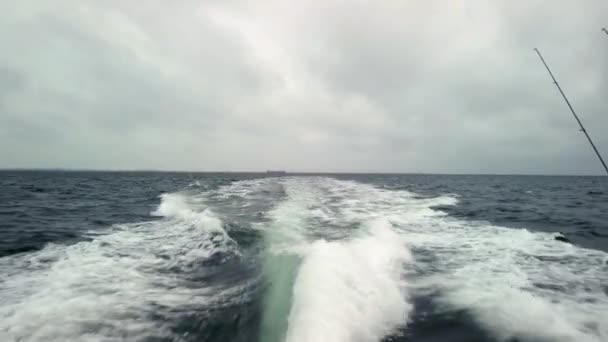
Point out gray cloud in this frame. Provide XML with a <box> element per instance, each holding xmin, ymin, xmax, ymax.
<box><xmin>0</xmin><ymin>0</ymin><xmax>606</xmax><ymax>174</ymax></box>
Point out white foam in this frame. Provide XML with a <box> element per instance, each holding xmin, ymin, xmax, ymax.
<box><xmin>286</xmin><ymin>218</ymin><xmax>412</xmax><ymax>342</ymax></box>
<box><xmin>265</xmin><ymin>178</ymin><xmax>328</xmax><ymax>244</ymax></box>
<box><xmin>0</xmin><ymin>193</ymin><xmax>239</xmax><ymax>342</ymax></box>
<box><xmin>151</xmin><ymin>192</ymin><xmax>194</xmax><ymax>218</ymax></box>
<box><xmin>259</xmin><ymin>178</ymin><xmax>331</xmax><ymax>342</ymax></box>
<box><xmin>299</xmin><ymin>177</ymin><xmax>608</xmax><ymax>342</ymax></box>
<box><xmin>256</xmin><ymin>178</ymin><xmax>415</xmax><ymax>342</ymax></box>
<box><xmin>413</xmin><ymin>221</ymin><xmax>608</xmax><ymax>342</ymax></box>
<box><xmin>5</xmin><ymin>177</ymin><xmax>605</xmax><ymax>342</ymax></box>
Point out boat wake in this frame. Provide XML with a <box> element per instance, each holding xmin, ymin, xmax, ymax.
<box><xmin>1</xmin><ymin>176</ymin><xmax>606</xmax><ymax>342</ymax></box>
<box><xmin>0</xmin><ymin>191</ymin><xmax>245</xmax><ymax>342</ymax></box>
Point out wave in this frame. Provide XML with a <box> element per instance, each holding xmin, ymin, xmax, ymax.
<box><xmin>152</xmin><ymin>192</ymin><xmax>195</xmax><ymax>218</ymax></box>
<box><xmin>260</xmin><ymin>178</ymin><xmax>413</xmax><ymax>342</ymax></box>
<box><xmin>307</xmin><ymin>177</ymin><xmax>608</xmax><ymax>342</ymax></box>
<box><xmin>259</xmin><ymin>178</ymin><xmax>327</xmax><ymax>342</ymax></box>
<box><xmin>2</xmin><ymin>176</ymin><xmax>606</xmax><ymax>342</ymax></box>
<box><xmin>0</xmin><ymin>192</ymin><xmax>241</xmax><ymax>342</ymax></box>
<box><xmin>259</xmin><ymin>177</ymin><xmax>607</xmax><ymax>342</ymax></box>
<box><xmin>286</xmin><ymin>218</ymin><xmax>412</xmax><ymax>342</ymax></box>
<box><xmin>414</xmin><ymin>221</ymin><xmax>608</xmax><ymax>342</ymax></box>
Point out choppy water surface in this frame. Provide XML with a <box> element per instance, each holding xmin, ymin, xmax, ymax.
<box><xmin>1</xmin><ymin>171</ymin><xmax>607</xmax><ymax>342</ymax></box>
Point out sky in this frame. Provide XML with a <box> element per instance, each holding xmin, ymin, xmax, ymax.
<box><xmin>0</xmin><ymin>1</ymin><xmax>607</xmax><ymax>174</ymax></box>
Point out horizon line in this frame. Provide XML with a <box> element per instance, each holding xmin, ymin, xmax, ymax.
<box><xmin>0</xmin><ymin>168</ymin><xmax>605</xmax><ymax>177</ymax></box>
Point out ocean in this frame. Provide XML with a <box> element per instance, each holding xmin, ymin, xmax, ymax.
<box><xmin>1</xmin><ymin>171</ymin><xmax>607</xmax><ymax>342</ymax></box>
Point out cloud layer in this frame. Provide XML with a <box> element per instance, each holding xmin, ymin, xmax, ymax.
<box><xmin>1</xmin><ymin>0</ymin><xmax>607</xmax><ymax>174</ymax></box>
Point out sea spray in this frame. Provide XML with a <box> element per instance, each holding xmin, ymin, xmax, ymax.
<box><xmin>285</xmin><ymin>218</ymin><xmax>412</xmax><ymax>342</ymax></box>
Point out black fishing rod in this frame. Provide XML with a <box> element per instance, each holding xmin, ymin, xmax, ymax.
<box><xmin>534</xmin><ymin>48</ymin><xmax>608</xmax><ymax>175</ymax></box>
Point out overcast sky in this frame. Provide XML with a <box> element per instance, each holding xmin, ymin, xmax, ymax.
<box><xmin>1</xmin><ymin>1</ymin><xmax>607</xmax><ymax>174</ymax></box>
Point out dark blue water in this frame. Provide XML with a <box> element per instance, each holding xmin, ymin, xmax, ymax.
<box><xmin>0</xmin><ymin>171</ymin><xmax>260</xmax><ymax>257</ymax></box>
<box><xmin>1</xmin><ymin>171</ymin><xmax>607</xmax><ymax>342</ymax></box>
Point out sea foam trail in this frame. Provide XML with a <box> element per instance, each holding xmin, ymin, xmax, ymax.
<box><xmin>313</xmin><ymin>178</ymin><xmax>608</xmax><ymax>342</ymax></box>
<box><xmin>0</xmin><ymin>192</ymin><xmax>239</xmax><ymax>342</ymax></box>
<box><xmin>259</xmin><ymin>178</ymin><xmax>412</xmax><ymax>342</ymax></box>
<box><xmin>259</xmin><ymin>178</ymin><xmax>326</xmax><ymax>342</ymax></box>
<box><xmin>286</xmin><ymin>218</ymin><xmax>412</xmax><ymax>342</ymax></box>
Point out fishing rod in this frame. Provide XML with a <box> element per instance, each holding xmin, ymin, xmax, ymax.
<box><xmin>534</xmin><ymin>48</ymin><xmax>608</xmax><ymax>175</ymax></box>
